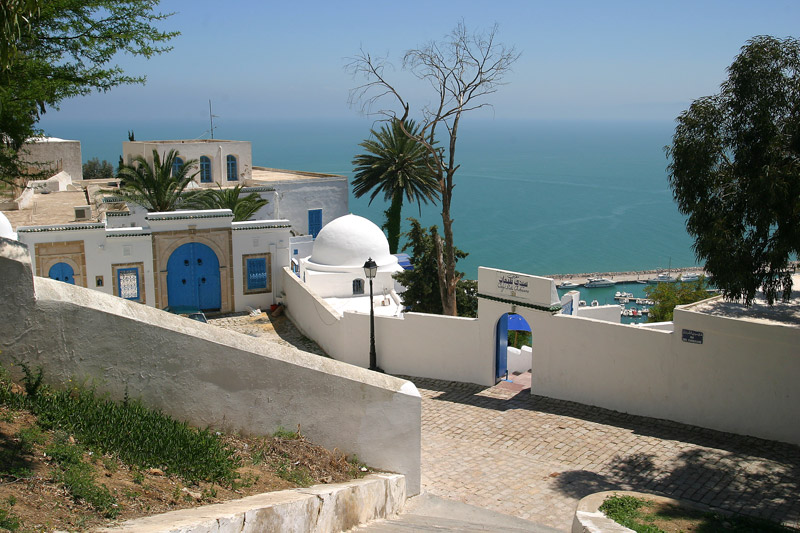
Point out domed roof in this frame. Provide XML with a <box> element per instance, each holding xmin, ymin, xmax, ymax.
<box><xmin>309</xmin><ymin>214</ymin><xmax>395</xmax><ymax>268</ymax></box>
<box><xmin>0</xmin><ymin>211</ymin><xmax>15</xmax><ymax>240</ymax></box>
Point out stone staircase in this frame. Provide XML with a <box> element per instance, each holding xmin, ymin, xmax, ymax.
<box><xmin>354</xmin><ymin>493</ymin><xmax>563</xmax><ymax>532</ymax></box>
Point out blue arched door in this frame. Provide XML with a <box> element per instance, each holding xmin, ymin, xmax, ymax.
<box><xmin>48</xmin><ymin>262</ymin><xmax>75</xmax><ymax>284</ymax></box>
<box><xmin>166</xmin><ymin>243</ymin><xmax>221</xmax><ymax>311</ymax></box>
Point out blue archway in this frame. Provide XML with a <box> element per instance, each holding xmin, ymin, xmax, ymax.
<box><xmin>166</xmin><ymin>242</ymin><xmax>221</xmax><ymax>311</ymax></box>
<box><xmin>495</xmin><ymin>313</ymin><xmax>532</xmax><ymax>381</ymax></box>
<box><xmin>48</xmin><ymin>262</ymin><xmax>75</xmax><ymax>284</ymax></box>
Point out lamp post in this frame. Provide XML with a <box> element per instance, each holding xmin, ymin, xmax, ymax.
<box><xmin>363</xmin><ymin>257</ymin><xmax>379</xmax><ymax>371</ymax></box>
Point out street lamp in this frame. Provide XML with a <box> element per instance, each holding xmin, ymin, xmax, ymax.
<box><xmin>363</xmin><ymin>257</ymin><xmax>380</xmax><ymax>371</ymax></box>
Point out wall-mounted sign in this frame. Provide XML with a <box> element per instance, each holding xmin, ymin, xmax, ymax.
<box><xmin>497</xmin><ymin>273</ymin><xmax>530</xmax><ymax>296</ymax></box>
<box><xmin>682</xmin><ymin>329</ymin><xmax>703</xmax><ymax>344</ymax></box>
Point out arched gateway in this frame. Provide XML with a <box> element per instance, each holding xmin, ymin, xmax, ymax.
<box><xmin>166</xmin><ymin>242</ymin><xmax>221</xmax><ymax>311</ymax></box>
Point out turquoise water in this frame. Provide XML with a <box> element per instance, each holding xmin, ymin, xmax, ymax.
<box><xmin>39</xmin><ymin>117</ymin><xmax>697</xmax><ymax>280</ymax></box>
<box><xmin>558</xmin><ymin>281</ymin><xmax>656</xmax><ymax>325</ymax></box>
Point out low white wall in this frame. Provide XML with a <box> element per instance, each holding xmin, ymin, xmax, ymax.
<box><xmin>0</xmin><ymin>239</ymin><xmax>421</xmax><ymax>494</ymax></box>
<box><xmin>507</xmin><ymin>345</ymin><xmax>532</xmax><ymax>374</ymax></box>
<box><xmin>577</xmin><ymin>304</ymin><xmax>620</xmax><ymax>322</ymax></box>
<box><xmin>283</xmin><ymin>268</ymin><xmax>492</xmax><ymax>386</ymax></box>
<box><xmin>535</xmin><ymin>311</ymin><xmax>800</xmax><ymax>446</ymax></box>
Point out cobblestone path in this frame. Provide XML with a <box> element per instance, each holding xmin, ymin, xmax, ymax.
<box><xmin>410</xmin><ymin>376</ymin><xmax>800</xmax><ymax>532</ymax></box>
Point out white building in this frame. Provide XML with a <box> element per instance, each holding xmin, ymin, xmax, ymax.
<box><xmin>298</xmin><ymin>214</ymin><xmax>404</xmax><ymax>316</ymax></box>
<box><xmin>121</xmin><ymin>140</ymin><xmax>349</xmax><ymax>239</ymax></box>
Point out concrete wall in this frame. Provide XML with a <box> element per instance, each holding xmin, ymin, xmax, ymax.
<box><xmin>282</xmin><ymin>268</ymin><xmax>490</xmax><ymax>386</ymax></box>
<box><xmin>21</xmin><ymin>138</ymin><xmax>82</xmax><ymax>180</ymax></box>
<box><xmin>0</xmin><ymin>238</ymin><xmax>421</xmax><ymax>494</ymax></box>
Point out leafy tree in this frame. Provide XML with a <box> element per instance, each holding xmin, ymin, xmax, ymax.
<box><xmin>667</xmin><ymin>36</ymin><xmax>800</xmax><ymax>305</ymax></box>
<box><xmin>352</xmin><ymin>119</ymin><xmax>439</xmax><ymax>254</ymax></box>
<box><xmin>82</xmin><ymin>158</ymin><xmax>114</xmax><ymax>180</ymax></box>
<box><xmin>349</xmin><ymin>22</ymin><xmax>519</xmax><ymax>315</ymax></box>
<box><xmin>0</xmin><ymin>0</ymin><xmax>176</xmax><ymax>188</ymax></box>
<box><xmin>644</xmin><ymin>279</ymin><xmax>712</xmax><ymax>322</ymax></box>
<box><xmin>117</xmin><ymin>149</ymin><xmax>197</xmax><ymax>212</ymax></box>
<box><xmin>183</xmin><ymin>184</ymin><xmax>269</xmax><ymax>222</ymax></box>
<box><xmin>394</xmin><ymin>218</ymin><xmax>477</xmax><ymax>317</ymax></box>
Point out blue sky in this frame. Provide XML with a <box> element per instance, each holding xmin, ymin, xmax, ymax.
<box><xmin>40</xmin><ymin>0</ymin><xmax>800</xmax><ymax>127</ymax></box>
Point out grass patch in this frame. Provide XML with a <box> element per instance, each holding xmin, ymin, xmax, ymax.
<box><xmin>599</xmin><ymin>494</ymin><xmax>793</xmax><ymax>533</ymax></box>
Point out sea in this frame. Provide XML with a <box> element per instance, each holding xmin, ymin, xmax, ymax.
<box><xmin>40</xmin><ymin>117</ymin><xmax>698</xmax><ymax>284</ymax></box>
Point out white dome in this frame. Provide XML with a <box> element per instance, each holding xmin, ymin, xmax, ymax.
<box><xmin>0</xmin><ymin>211</ymin><xmax>15</xmax><ymax>240</ymax></box>
<box><xmin>309</xmin><ymin>214</ymin><xmax>395</xmax><ymax>268</ymax></box>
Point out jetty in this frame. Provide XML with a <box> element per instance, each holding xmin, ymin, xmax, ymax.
<box><xmin>548</xmin><ymin>267</ymin><xmax>706</xmax><ymax>286</ymax></box>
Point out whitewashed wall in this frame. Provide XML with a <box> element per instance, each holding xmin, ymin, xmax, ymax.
<box><xmin>0</xmin><ymin>239</ymin><xmax>422</xmax><ymax>495</ymax></box>
<box><xmin>578</xmin><ymin>304</ymin><xmax>621</xmax><ymax>322</ymax></box>
<box><xmin>231</xmin><ymin>222</ymin><xmax>291</xmax><ymax>311</ymax></box>
<box><xmin>532</xmin><ymin>309</ymin><xmax>800</xmax><ymax>446</ymax></box>
<box><xmin>283</xmin><ymin>268</ymin><xmax>490</xmax><ymax>386</ymax></box>
<box><xmin>123</xmin><ymin>140</ymin><xmax>253</xmax><ymax>185</ymax></box>
<box><xmin>265</xmin><ymin>177</ymin><xmax>348</xmax><ymax>237</ymax></box>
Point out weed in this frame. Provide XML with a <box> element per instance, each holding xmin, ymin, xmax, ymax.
<box><xmin>16</xmin><ymin>425</ymin><xmax>45</xmax><ymax>454</ymax></box>
<box><xmin>274</xmin><ymin>456</ymin><xmax>313</xmax><ymax>487</ymax></box>
<box><xmin>19</xmin><ymin>363</ymin><xmax>44</xmax><ymax>399</ymax></box>
<box><xmin>347</xmin><ymin>455</ymin><xmax>369</xmax><ymax>478</ymax></box>
<box><xmin>0</xmin><ymin>507</ymin><xmax>20</xmax><ymax>531</ymax></box>
<box><xmin>54</xmin><ymin>462</ymin><xmax>119</xmax><ymax>518</ymax></box>
<box><xmin>272</xmin><ymin>426</ymin><xmax>301</xmax><ymax>440</ymax></box>
<box><xmin>44</xmin><ymin>436</ymin><xmax>83</xmax><ymax>466</ymax></box>
<box><xmin>101</xmin><ymin>455</ymin><xmax>118</xmax><ymax>473</ymax></box>
<box><xmin>202</xmin><ymin>487</ymin><xmax>217</xmax><ymax>499</ymax></box>
<box><xmin>131</xmin><ymin>468</ymin><xmax>144</xmax><ymax>485</ymax></box>
<box><xmin>5</xmin><ymin>496</ymin><xmax>15</xmax><ymax>507</ymax></box>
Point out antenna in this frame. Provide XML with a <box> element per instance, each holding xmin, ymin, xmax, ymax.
<box><xmin>208</xmin><ymin>99</ymin><xmax>219</xmax><ymax>139</ymax></box>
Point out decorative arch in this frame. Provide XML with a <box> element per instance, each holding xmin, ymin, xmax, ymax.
<box><xmin>166</xmin><ymin>242</ymin><xmax>221</xmax><ymax>311</ymax></box>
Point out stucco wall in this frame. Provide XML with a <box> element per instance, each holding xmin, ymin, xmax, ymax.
<box><xmin>532</xmin><ymin>310</ymin><xmax>800</xmax><ymax>446</ymax></box>
<box><xmin>0</xmin><ymin>238</ymin><xmax>421</xmax><ymax>494</ymax></box>
<box><xmin>283</xmin><ymin>268</ymin><xmax>490</xmax><ymax>386</ymax></box>
<box><xmin>267</xmin><ymin>178</ymin><xmax>348</xmax><ymax>237</ymax></box>
<box><xmin>123</xmin><ymin>141</ymin><xmax>253</xmax><ymax>185</ymax></box>
<box><xmin>21</xmin><ymin>138</ymin><xmax>82</xmax><ymax>180</ymax></box>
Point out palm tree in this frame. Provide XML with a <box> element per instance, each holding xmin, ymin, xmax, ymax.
<box><xmin>183</xmin><ymin>184</ymin><xmax>268</xmax><ymax>222</ymax></box>
<box><xmin>352</xmin><ymin>119</ymin><xmax>440</xmax><ymax>253</ymax></box>
<box><xmin>117</xmin><ymin>149</ymin><xmax>197</xmax><ymax>212</ymax></box>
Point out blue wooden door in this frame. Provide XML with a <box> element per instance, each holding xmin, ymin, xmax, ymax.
<box><xmin>166</xmin><ymin>243</ymin><xmax>221</xmax><ymax>311</ymax></box>
<box><xmin>495</xmin><ymin>313</ymin><xmax>509</xmax><ymax>380</ymax></box>
<box><xmin>308</xmin><ymin>209</ymin><xmax>322</xmax><ymax>237</ymax></box>
<box><xmin>48</xmin><ymin>262</ymin><xmax>75</xmax><ymax>284</ymax></box>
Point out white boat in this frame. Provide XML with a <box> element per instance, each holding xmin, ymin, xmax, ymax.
<box><xmin>647</xmin><ymin>272</ymin><xmax>678</xmax><ymax>284</ymax></box>
<box><xmin>579</xmin><ymin>300</ymin><xmax>587</xmax><ymax>307</ymax></box>
<box><xmin>584</xmin><ymin>277</ymin><xmax>615</xmax><ymax>288</ymax></box>
<box><xmin>590</xmin><ymin>299</ymin><xmax>599</xmax><ymax>307</ymax></box>
<box><xmin>680</xmin><ymin>272</ymin><xmax>701</xmax><ymax>282</ymax></box>
<box><xmin>614</xmin><ymin>291</ymin><xmax>634</xmax><ymax>300</ymax></box>
<box><xmin>558</xmin><ymin>281</ymin><xmax>580</xmax><ymax>290</ymax></box>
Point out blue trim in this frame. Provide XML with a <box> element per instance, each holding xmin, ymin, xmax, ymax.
<box><xmin>246</xmin><ymin>257</ymin><xmax>268</xmax><ymax>291</ymax></box>
<box><xmin>172</xmin><ymin>157</ymin><xmax>184</xmax><ymax>176</ymax></box>
<box><xmin>117</xmin><ymin>267</ymin><xmax>140</xmax><ymax>300</ymax></box>
<box><xmin>227</xmin><ymin>155</ymin><xmax>238</xmax><ymax>181</ymax></box>
<box><xmin>200</xmin><ymin>156</ymin><xmax>212</xmax><ymax>182</ymax></box>
<box><xmin>308</xmin><ymin>209</ymin><xmax>322</xmax><ymax>238</ymax></box>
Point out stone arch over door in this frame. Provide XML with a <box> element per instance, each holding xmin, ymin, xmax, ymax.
<box><xmin>152</xmin><ymin>229</ymin><xmax>234</xmax><ymax>313</ymax></box>
<box><xmin>34</xmin><ymin>241</ymin><xmax>87</xmax><ymax>288</ymax></box>
<box><xmin>166</xmin><ymin>242</ymin><xmax>221</xmax><ymax>312</ymax></box>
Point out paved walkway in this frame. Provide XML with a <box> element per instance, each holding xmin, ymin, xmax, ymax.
<box><xmin>210</xmin><ymin>313</ymin><xmax>800</xmax><ymax>532</ymax></box>
<box><xmin>409</xmin><ymin>373</ymin><xmax>800</xmax><ymax>532</ymax></box>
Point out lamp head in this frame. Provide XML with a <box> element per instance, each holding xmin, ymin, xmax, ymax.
<box><xmin>363</xmin><ymin>257</ymin><xmax>378</xmax><ymax>279</ymax></box>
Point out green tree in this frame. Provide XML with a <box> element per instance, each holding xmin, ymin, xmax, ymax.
<box><xmin>82</xmin><ymin>158</ymin><xmax>114</xmax><ymax>180</ymax></box>
<box><xmin>117</xmin><ymin>149</ymin><xmax>197</xmax><ymax>212</ymax></box>
<box><xmin>352</xmin><ymin>119</ymin><xmax>439</xmax><ymax>254</ymax></box>
<box><xmin>349</xmin><ymin>23</ymin><xmax>519</xmax><ymax>315</ymax></box>
<box><xmin>644</xmin><ymin>279</ymin><xmax>712</xmax><ymax>322</ymax></box>
<box><xmin>394</xmin><ymin>218</ymin><xmax>477</xmax><ymax>317</ymax></box>
<box><xmin>667</xmin><ymin>36</ymin><xmax>800</xmax><ymax>305</ymax></box>
<box><xmin>183</xmin><ymin>184</ymin><xmax>269</xmax><ymax>222</ymax></box>
<box><xmin>0</xmin><ymin>0</ymin><xmax>176</xmax><ymax>188</ymax></box>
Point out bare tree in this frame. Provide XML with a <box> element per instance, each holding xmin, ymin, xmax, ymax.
<box><xmin>348</xmin><ymin>22</ymin><xmax>519</xmax><ymax>316</ymax></box>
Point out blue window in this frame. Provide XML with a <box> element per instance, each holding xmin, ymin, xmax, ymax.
<box><xmin>200</xmin><ymin>156</ymin><xmax>212</xmax><ymax>182</ymax></box>
<box><xmin>227</xmin><ymin>155</ymin><xmax>238</xmax><ymax>181</ymax></box>
<box><xmin>117</xmin><ymin>267</ymin><xmax>140</xmax><ymax>300</ymax></box>
<box><xmin>353</xmin><ymin>279</ymin><xmax>364</xmax><ymax>295</ymax></box>
<box><xmin>172</xmin><ymin>157</ymin><xmax>184</xmax><ymax>176</ymax></box>
<box><xmin>244</xmin><ymin>255</ymin><xmax>270</xmax><ymax>293</ymax></box>
<box><xmin>308</xmin><ymin>209</ymin><xmax>322</xmax><ymax>238</ymax></box>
